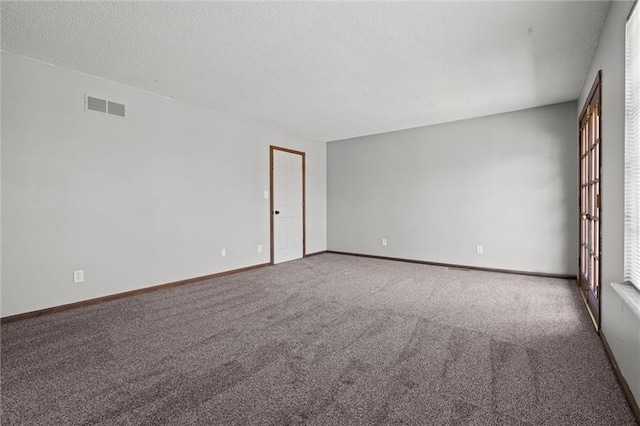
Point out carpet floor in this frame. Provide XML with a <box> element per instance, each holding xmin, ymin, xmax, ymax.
<box><xmin>1</xmin><ymin>253</ymin><xmax>636</xmax><ymax>425</ymax></box>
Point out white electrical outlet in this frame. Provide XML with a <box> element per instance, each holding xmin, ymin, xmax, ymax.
<box><xmin>257</xmin><ymin>244</ymin><xmax>263</xmax><ymax>253</ymax></box>
<box><xmin>476</xmin><ymin>245</ymin><xmax>484</xmax><ymax>255</ymax></box>
<box><xmin>221</xmin><ymin>248</ymin><xmax>226</xmax><ymax>257</ymax></box>
<box><xmin>382</xmin><ymin>238</ymin><xmax>388</xmax><ymax>247</ymax></box>
<box><xmin>73</xmin><ymin>270</ymin><xmax>84</xmax><ymax>284</ymax></box>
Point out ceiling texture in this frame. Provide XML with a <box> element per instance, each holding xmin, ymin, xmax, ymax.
<box><xmin>1</xmin><ymin>1</ymin><xmax>610</xmax><ymax>142</ymax></box>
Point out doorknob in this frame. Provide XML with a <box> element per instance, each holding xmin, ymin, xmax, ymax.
<box><xmin>274</xmin><ymin>210</ymin><xmax>280</xmax><ymax>215</ymax></box>
<box><xmin>581</xmin><ymin>213</ymin><xmax>590</xmax><ymax>220</ymax></box>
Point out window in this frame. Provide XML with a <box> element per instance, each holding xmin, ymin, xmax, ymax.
<box><xmin>625</xmin><ymin>1</ymin><xmax>640</xmax><ymax>292</ymax></box>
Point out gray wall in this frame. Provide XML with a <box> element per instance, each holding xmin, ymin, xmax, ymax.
<box><xmin>578</xmin><ymin>1</ymin><xmax>632</xmax><ymax>292</ymax></box>
<box><xmin>578</xmin><ymin>0</ymin><xmax>639</xmax><ymax>406</ymax></box>
<box><xmin>328</xmin><ymin>102</ymin><xmax>577</xmax><ymax>275</ymax></box>
<box><xmin>1</xmin><ymin>51</ymin><xmax>327</xmax><ymax>317</ymax></box>
<box><xmin>0</xmin><ymin>48</ymin><xmax>3</xmax><ymax>318</ymax></box>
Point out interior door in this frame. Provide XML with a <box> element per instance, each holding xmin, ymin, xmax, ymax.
<box><xmin>271</xmin><ymin>146</ymin><xmax>305</xmax><ymax>264</ymax></box>
<box><xmin>578</xmin><ymin>72</ymin><xmax>602</xmax><ymax>329</ymax></box>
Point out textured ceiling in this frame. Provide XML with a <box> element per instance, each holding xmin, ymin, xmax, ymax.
<box><xmin>1</xmin><ymin>1</ymin><xmax>609</xmax><ymax>142</ymax></box>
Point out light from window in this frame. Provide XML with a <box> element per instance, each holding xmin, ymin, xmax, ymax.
<box><xmin>624</xmin><ymin>2</ymin><xmax>640</xmax><ymax>291</ymax></box>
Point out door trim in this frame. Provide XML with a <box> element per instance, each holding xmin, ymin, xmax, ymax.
<box><xmin>577</xmin><ymin>70</ymin><xmax>602</xmax><ymax>330</ymax></box>
<box><xmin>269</xmin><ymin>145</ymin><xmax>306</xmax><ymax>265</ymax></box>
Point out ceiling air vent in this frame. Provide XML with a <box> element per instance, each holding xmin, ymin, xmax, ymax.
<box><xmin>85</xmin><ymin>95</ymin><xmax>126</xmax><ymax>118</ymax></box>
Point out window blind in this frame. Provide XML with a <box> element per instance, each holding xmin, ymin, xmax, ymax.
<box><xmin>625</xmin><ymin>1</ymin><xmax>640</xmax><ymax>291</ymax></box>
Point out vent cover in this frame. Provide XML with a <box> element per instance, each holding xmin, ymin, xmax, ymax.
<box><xmin>107</xmin><ymin>101</ymin><xmax>125</xmax><ymax>117</ymax></box>
<box><xmin>85</xmin><ymin>95</ymin><xmax>126</xmax><ymax>118</ymax></box>
<box><xmin>86</xmin><ymin>96</ymin><xmax>107</xmax><ymax>113</ymax></box>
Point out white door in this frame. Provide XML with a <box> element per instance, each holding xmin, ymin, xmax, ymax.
<box><xmin>272</xmin><ymin>148</ymin><xmax>304</xmax><ymax>264</ymax></box>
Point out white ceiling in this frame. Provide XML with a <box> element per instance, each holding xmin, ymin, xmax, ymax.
<box><xmin>1</xmin><ymin>1</ymin><xmax>610</xmax><ymax>142</ymax></box>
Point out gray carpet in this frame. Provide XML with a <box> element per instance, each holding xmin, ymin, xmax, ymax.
<box><xmin>1</xmin><ymin>253</ymin><xmax>636</xmax><ymax>425</ymax></box>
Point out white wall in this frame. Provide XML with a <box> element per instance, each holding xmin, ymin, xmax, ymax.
<box><xmin>1</xmin><ymin>51</ymin><xmax>327</xmax><ymax>317</ymax></box>
<box><xmin>328</xmin><ymin>102</ymin><xmax>577</xmax><ymax>275</ymax></box>
<box><xmin>578</xmin><ymin>0</ymin><xmax>639</xmax><ymax>407</ymax></box>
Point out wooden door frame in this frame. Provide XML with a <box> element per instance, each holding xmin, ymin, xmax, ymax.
<box><xmin>577</xmin><ymin>70</ymin><xmax>602</xmax><ymax>330</ymax></box>
<box><xmin>269</xmin><ymin>145</ymin><xmax>306</xmax><ymax>265</ymax></box>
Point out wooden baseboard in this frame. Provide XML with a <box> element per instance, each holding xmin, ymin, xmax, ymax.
<box><xmin>0</xmin><ymin>262</ymin><xmax>270</xmax><ymax>324</ymax></box>
<box><xmin>326</xmin><ymin>251</ymin><xmax>577</xmax><ymax>280</ymax></box>
<box><xmin>600</xmin><ymin>331</ymin><xmax>640</xmax><ymax>423</ymax></box>
<box><xmin>304</xmin><ymin>250</ymin><xmax>328</xmax><ymax>258</ymax></box>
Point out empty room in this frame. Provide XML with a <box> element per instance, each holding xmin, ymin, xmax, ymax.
<box><xmin>1</xmin><ymin>1</ymin><xmax>639</xmax><ymax>425</ymax></box>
